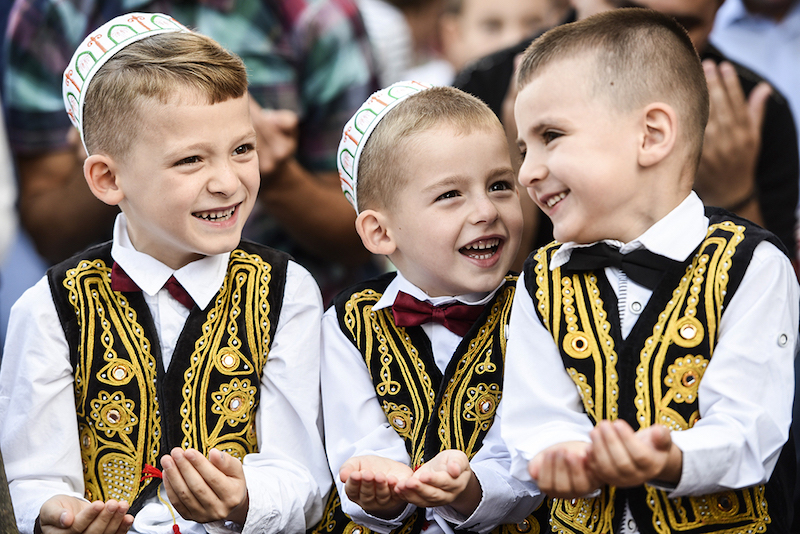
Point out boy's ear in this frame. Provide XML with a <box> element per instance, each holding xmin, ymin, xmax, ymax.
<box><xmin>638</xmin><ymin>103</ymin><xmax>678</xmax><ymax>168</ymax></box>
<box><xmin>355</xmin><ymin>209</ymin><xmax>397</xmax><ymax>256</ymax></box>
<box><xmin>84</xmin><ymin>154</ymin><xmax>124</xmax><ymax>206</ymax></box>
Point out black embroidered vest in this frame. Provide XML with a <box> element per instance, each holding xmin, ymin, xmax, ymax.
<box><xmin>311</xmin><ymin>273</ymin><xmax>542</xmax><ymax>534</ymax></box>
<box><xmin>48</xmin><ymin>240</ymin><xmax>288</xmax><ymax>514</ymax></box>
<box><xmin>523</xmin><ymin>210</ymin><xmax>794</xmax><ymax>534</ymax></box>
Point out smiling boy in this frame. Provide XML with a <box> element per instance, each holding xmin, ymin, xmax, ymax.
<box><xmin>0</xmin><ymin>13</ymin><xmax>329</xmax><ymax>534</ymax></box>
<box><xmin>312</xmin><ymin>82</ymin><xmax>541</xmax><ymax>534</ymax></box>
<box><xmin>502</xmin><ymin>8</ymin><xmax>798</xmax><ymax>534</ymax></box>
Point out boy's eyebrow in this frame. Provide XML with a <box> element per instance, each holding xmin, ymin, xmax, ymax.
<box><xmin>421</xmin><ymin>175</ymin><xmax>468</xmax><ymax>193</ymax></box>
<box><xmin>420</xmin><ymin>167</ymin><xmax>516</xmax><ymax>193</ymax></box>
<box><xmin>162</xmin><ymin>130</ymin><xmax>257</xmax><ymax>160</ymax></box>
<box><xmin>520</xmin><ymin>118</ymin><xmax>559</xmax><ymax>140</ymax></box>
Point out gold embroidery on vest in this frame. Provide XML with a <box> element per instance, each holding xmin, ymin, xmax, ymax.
<box><xmin>64</xmin><ymin>259</ymin><xmax>161</xmax><ymax>504</ymax></box>
<box><xmin>343</xmin><ymin>289</ymin><xmax>435</xmax><ymax>468</ymax></box>
<box><xmin>320</xmin><ymin>278</ymin><xmax>540</xmax><ymax>534</ymax></box>
<box><xmin>179</xmin><ymin>250</ymin><xmax>272</xmax><ymax>459</ymax></box>
<box><xmin>534</xmin><ymin>248</ymin><xmax>620</xmax><ymax>424</ymax></box>
<box><xmin>438</xmin><ymin>285</ymin><xmax>512</xmax><ymax>456</ymax></box>
<box><xmin>535</xmin><ymin>222</ymin><xmax>770</xmax><ymax>534</ymax></box>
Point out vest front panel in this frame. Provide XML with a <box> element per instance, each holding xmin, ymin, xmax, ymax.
<box><xmin>49</xmin><ymin>241</ymin><xmax>287</xmax><ymax>511</ymax></box>
<box><xmin>523</xmin><ymin>215</ymin><xmax>792</xmax><ymax>534</ymax></box>
<box><xmin>312</xmin><ymin>275</ymin><xmax>543</xmax><ymax>534</ymax></box>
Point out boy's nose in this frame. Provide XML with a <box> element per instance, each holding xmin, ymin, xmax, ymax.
<box><xmin>518</xmin><ymin>159</ymin><xmax>547</xmax><ymax>188</ymax></box>
<box><xmin>471</xmin><ymin>194</ymin><xmax>500</xmax><ymax>224</ymax></box>
<box><xmin>209</xmin><ymin>161</ymin><xmax>240</xmax><ymax>195</ymax></box>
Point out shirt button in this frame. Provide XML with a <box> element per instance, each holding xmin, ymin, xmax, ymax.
<box><xmin>630</xmin><ymin>301</ymin><xmax>643</xmax><ymax>313</ymax></box>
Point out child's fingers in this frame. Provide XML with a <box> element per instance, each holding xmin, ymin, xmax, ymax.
<box><xmin>113</xmin><ymin>513</ymin><xmax>134</xmax><ymax>534</ymax></box>
<box><xmin>532</xmin><ymin>450</ymin><xmax>552</xmax><ymax>488</ymax></box>
<box><xmin>168</xmin><ymin>449</ymin><xmax>215</xmax><ymax>504</ymax></box>
<box><xmin>339</xmin><ymin>459</ymin><xmax>359</xmax><ymax>483</ymax></box>
<box><xmin>587</xmin><ymin>424</ymin><xmax>616</xmax><ymax>478</ymax></box>
<box><xmin>188</xmin><ymin>448</ymin><xmax>245</xmax><ymax>501</ymax></box>
<box><xmin>612</xmin><ymin>420</ymin><xmax>659</xmax><ymax>469</ymax></box>
<box><xmin>343</xmin><ymin>474</ymin><xmax>364</xmax><ymax>502</ymax></box>
<box><xmin>161</xmin><ymin>455</ymin><xmax>205</xmax><ymax>517</ymax></box>
<box><xmin>371</xmin><ymin>474</ymin><xmax>397</xmax><ymax>505</ymax></box>
<box><xmin>548</xmin><ymin>450</ymin><xmax>574</xmax><ymax>497</ymax></box>
<box><xmin>395</xmin><ymin>479</ymin><xmax>446</xmax><ymax>507</ymax></box>
<box><xmin>593</xmin><ymin>421</ymin><xmax>635</xmax><ymax>477</ymax></box>
<box><xmin>62</xmin><ymin>501</ymin><xmax>104</xmax><ymax>533</ymax></box>
<box><xmin>95</xmin><ymin>501</ymin><xmax>130</xmax><ymax>534</ymax></box>
<box><xmin>76</xmin><ymin>500</ymin><xmax>120</xmax><ymax>534</ymax></box>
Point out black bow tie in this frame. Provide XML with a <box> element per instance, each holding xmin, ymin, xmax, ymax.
<box><xmin>564</xmin><ymin>243</ymin><xmax>680</xmax><ymax>290</ymax></box>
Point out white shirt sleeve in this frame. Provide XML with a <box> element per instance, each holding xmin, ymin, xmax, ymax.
<box><xmin>320</xmin><ymin>306</ymin><xmax>415</xmax><ymax>534</ymax></box>
<box><xmin>228</xmin><ymin>261</ymin><xmax>331</xmax><ymax>534</ymax></box>
<box><xmin>0</xmin><ymin>277</ymin><xmax>85</xmax><ymax>534</ymax></box>
<box><xmin>500</xmin><ymin>272</ymin><xmax>595</xmax><ymax>483</ymax></box>
<box><xmin>668</xmin><ymin>241</ymin><xmax>798</xmax><ymax>496</ymax></box>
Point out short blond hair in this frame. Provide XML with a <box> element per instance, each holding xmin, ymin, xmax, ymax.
<box><xmin>357</xmin><ymin>86</ymin><xmax>502</xmax><ymax>211</ymax></box>
<box><xmin>83</xmin><ymin>31</ymin><xmax>248</xmax><ymax>158</ymax></box>
<box><xmin>517</xmin><ymin>8</ymin><xmax>709</xmax><ymax>165</ymax></box>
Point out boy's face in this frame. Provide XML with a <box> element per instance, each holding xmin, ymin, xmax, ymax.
<box><xmin>383</xmin><ymin>125</ymin><xmax>523</xmax><ymax>297</ymax></box>
<box><xmin>515</xmin><ymin>56</ymin><xmax>653</xmax><ymax>245</ymax></box>
<box><xmin>443</xmin><ymin>0</ymin><xmax>565</xmax><ymax>71</ymax></box>
<box><xmin>113</xmin><ymin>93</ymin><xmax>259</xmax><ymax>269</ymax></box>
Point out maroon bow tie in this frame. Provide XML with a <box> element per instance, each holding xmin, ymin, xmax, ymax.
<box><xmin>391</xmin><ymin>291</ymin><xmax>485</xmax><ymax>337</ymax></box>
<box><xmin>111</xmin><ymin>262</ymin><xmax>195</xmax><ymax>310</ymax></box>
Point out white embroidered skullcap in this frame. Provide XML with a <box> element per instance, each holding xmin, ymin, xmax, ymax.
<box><xmin>338</xmin><ymin>80</ymin><xmax>433</xmax><ymax>213</ymax></box>
<box><xmin>63</xmin><ymin>12</ymin><xmax>191</xmax><ymax>151</ymax></box>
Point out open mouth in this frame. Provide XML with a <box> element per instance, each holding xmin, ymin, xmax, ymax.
<box><xmin>193</xmin><ymin>204</ymin><xmax>237</xmax><ymax>222</ymax></box>
<box><xmin>545</xmin><ymin>191</ymin><xmax>568</xmax><ymax>209</ymax></box>
<box><xmin>460</xmin><ymin>237</ymin><xmax>501</xmax><ymax>260</ymax></box>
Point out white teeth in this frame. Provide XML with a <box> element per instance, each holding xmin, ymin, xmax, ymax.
<box><xmin>546</xmin><ymin>192</ymin><xmax>567</xmax><ymax>208</ymax></box>
<box><xmin>463</xmin><ymin>238</ymin><xmax>500</xmax><ymax>251</ymax></box>
<box><xmin>195</xmin><ymin>206</ymin><xmax>235</xmax><ymax>221</ymax></box>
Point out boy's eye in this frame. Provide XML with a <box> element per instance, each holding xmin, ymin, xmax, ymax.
<box><xmin>436</xmin><ymin>190</ymin><xmax>459</xmax><ymax>201</ymax></box>
<box><xmin>234</xmin><ymin>143</ymin><xmax>254</xmax><ymax>156</ymax></box>
<box><xmin>175</xmin><ymin>155</ymin><xmax>200</xmax><ymax>166</ymax></box>
<box><xmin>490</xmin><ymin>180</ymin><xmax>513</xmax><ymax>192</ymax></box>
<box><xmin>543</xmin><ymin>130</ymin><xmax>562</xmax><ymax>145</ymax></box>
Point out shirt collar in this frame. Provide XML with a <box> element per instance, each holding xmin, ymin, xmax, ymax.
<box><xmin>550</xmin><ymin>192</ymin><xmax>708</xmax><ymax>270</ymax></box>
<box><xmin>372</xmin><ymin>271</ymin><xmax>501</xmax><ymax>311</ymax></box>
<box><xmin>110</xmin><ymin>213</ymin><xmax>230</xmax><ymax>309</ymax></box>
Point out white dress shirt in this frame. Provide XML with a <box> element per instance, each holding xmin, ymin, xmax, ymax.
<box><xmin>0</xmin><ymin>214</ymin><xmax>331</xmax><ymax>534</ymax></box>
<box><xmin>321</xmin><ymin>271</ymin><xmax>542</xmax><ymax>534</ymax></box>
<box><xmin>501</xmin><ymin>193</ymin><xmax>799</xmax><ymax>530</ymax></box>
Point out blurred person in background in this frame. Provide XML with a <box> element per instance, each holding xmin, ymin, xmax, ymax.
<box><xmin>440</xmin><ymin>0</ymin><xmax>570</xmax><ymax>82</ymax></box>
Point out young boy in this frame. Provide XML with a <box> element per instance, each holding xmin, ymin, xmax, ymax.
<box><xmin>312</xmin><ymin>82</ymin><xmax>542</xmax><ymax>534</ymax></box>
<box><xmin>0</xmin><ymin>13</ymin><xmax>330</xmax><ymax>534</ymax></box>
<box><xmin>504</xmin><ymin>8</ymin><xmax>799</xmax><ymax>534</ymax></box>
